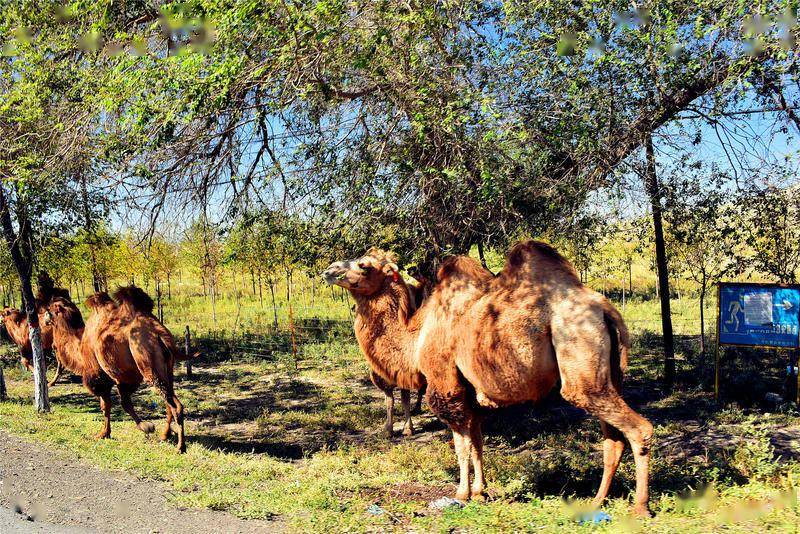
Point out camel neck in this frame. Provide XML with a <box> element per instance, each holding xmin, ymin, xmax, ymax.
<box><xmin>352</xmin><ymin>281</ymin><xmax>423</xmax><ymax>390</ymax></box>
<box><xmin>52</xmin><ymin>324</ymin><xmax>85</xmax><ymax>375</ymax></box>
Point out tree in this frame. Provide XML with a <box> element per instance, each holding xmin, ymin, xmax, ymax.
<box><xmin>110</xmin><ymin>1</ymin><xmax>799</xmax><ymax>275</ymax></box>
<box><xmin>741</xmin><ymin>185</ymin><xmax>800</xmax><ymax>284</ymax></box>
<box><xmin>665</xmin><ymin>164</ymin><xmax>740</xmax><ymax>355</ymax></box>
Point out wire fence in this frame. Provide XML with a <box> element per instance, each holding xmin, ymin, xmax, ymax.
<box><xmin>170</xmin><ymin>301</ymin><xmax>719</xmax><ymax>368</ymax></box>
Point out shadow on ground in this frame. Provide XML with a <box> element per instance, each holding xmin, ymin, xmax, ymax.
<box><xmin>4</xmin><ymin>328</ymin><xmax>799</xmax><ymax>502</ymax></box>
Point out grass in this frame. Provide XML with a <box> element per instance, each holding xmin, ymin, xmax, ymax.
<box><xmin>0</xmin><ymin>295</ymin><xmax>799</xmax><ymax>532</ymax></box>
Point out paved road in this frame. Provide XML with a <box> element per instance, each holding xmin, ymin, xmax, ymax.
<box><xmin>0</xmin><ymin>506</ymin><xmax>93</xmax><ymax>533</ymax></box>
<box><xmin>0</xmin><ymin>430</ymin><xmax>283</xmax><ymax>533</ymax></box>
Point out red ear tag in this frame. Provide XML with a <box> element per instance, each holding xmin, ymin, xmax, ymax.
<box><xmin>392</xmin><ymin>271</ymin><xmax>400</xmax><ymax>283</ymax></box>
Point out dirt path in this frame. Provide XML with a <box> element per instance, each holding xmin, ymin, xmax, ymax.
<box><xmin>0</xmin><ymin>431</ymin><xmax>284</xmax><ymax>534</ymax></box>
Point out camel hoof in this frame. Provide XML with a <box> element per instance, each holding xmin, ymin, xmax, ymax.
<box><xmin>454</xmin><ymin>491</ymin><xmax>470</xmax><ymax>502</ymax></box>
<box><xmin>178</xmin><ymin>442</ymin><xmax>186</xmax><ymax>454</ymax></box>
<box><xmin>402</xmin><ymin>427</ymin><xmax>414</xmax><ymax>437</ymax></box>
<box><xmin>470</xmin><ymin>492</ymin><xmax>486</xmax><ymax>502</ymax></box>
<box><xmin>95</xmin><ymin>432</ymin><xmax>111</xmax><ymax>440</ymax></box>
<box><xmin>383</xmin><ymin>427</ymin><xmax>394</xmax><ymax>439</ymax></box>
<box><xmin>138</xmin><ymin>422</ymin><xmax>156</xmax><ymax>434</ymax></box>
<box><xmin>633</xmin><ymin>505</ymin><xmax>653</xmax><ymax>518</ymax></box>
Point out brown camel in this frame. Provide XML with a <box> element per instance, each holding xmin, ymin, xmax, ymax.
<box><xmin>1</xmin><ymin>307</ymin><xmax>51</xmax><ymax>372</ymax></box>
<box><xmin>328</xmin><ymin>248</ymin><xmax>427</xmax><ymax>437</ymax></box>
<box><xmin>323</xmin><ymin>241</ymin><xmax>653</xmax><ymax>516</ymax></box>
<box><xmin>1</xmin><ymin>279</ymin><xmax>71</xmax><ymax>384</ymax></box>
<box><xmin>43</xmin><ymin>297</ymin><xmax>113</xmax><ymax>407</ymax></box>
<box><xmin>45</xmin><ymin>288</ymin><xmax>191</xmax><ymax>452</ymax></box>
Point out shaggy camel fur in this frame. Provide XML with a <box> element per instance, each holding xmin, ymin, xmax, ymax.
<box><xmin>324</xmin><ymin>248</ymin><xmax>427</xmax><ymax>437</ymax></box>
<box><xmin>1</xmin><ymin>281</ymin><xmax>71</xmax><ymax>384</ymax></box>
<box><xmin>44</xmin><ymin>297</ymin><xmax>114</xmax><ymax>415</ymax></box>
<box><xmin>1</xmin><ymin>307</ymin><xmax>53</xmax><ymax>372</ymax></box>
<box><xmin>45</xmin><ymin>288</ymin><xmax>191</xmax><ymax>452</ymax></box>
<box><xmin>324</xmin><ymin>241</ymin><xmax>653</xmax><ymax>516</ymax></box>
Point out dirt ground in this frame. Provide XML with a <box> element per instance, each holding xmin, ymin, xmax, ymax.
<box><xmin>0</xmin><ymin>431</ymin><xmax>284</xmax><ymax>534</ymax></box>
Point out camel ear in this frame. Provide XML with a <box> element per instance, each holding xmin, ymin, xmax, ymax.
<box><xmin>382</xmin><ymin>263</ymin><xmax>399</xmax><ymax>280</ymax></box>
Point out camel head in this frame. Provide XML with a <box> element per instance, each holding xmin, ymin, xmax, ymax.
<box><xmin>1</xmin><ymin>306</ymin><xmax>21</xmax><ymax>324</ymax></box>
<box><xmin>322</xmin><ymin>248</ymin><xmax>401</xmax><ymax>296</ymax></box>
<box><xmin>45</xmin><ymin>298</ymin><xmax>84</xmax><ymax>329</ymax></box>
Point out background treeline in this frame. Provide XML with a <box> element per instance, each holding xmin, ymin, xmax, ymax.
<box><xmin>1</xmin><ymin>1</ymin><xmax>799</xmax><ymax>395</ymax></box>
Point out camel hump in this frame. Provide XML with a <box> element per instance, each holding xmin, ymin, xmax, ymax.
<box><xmin>86</xmin><ymin>292</ymin><xmax>116</xmax><ymax>310</ymax></box>
<box><xmin>35</xmin><ymin>272</ymin><xmax>71</xmax><ymax>309</ymax></box>
<box><xmin>113</xmin><ymin>286</ymin><xmax>155</xmax><ymax>314</ymax></box>
<box><xmin>436</xmin><ymin>256</ymin><xmax>493</xmax><ymax>285</ymax></box>
<box><xmin>501</xmin><ymin>240</ymin><xmax>580</xmax><ymax>283</ymax></box>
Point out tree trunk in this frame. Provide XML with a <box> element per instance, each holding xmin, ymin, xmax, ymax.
<box><xmin>645</xmin><ymin>135</ymin><xmax>676</xmax><ymax>387</ymax></box>
<box><xmin>0</xmin><ymin>186</ymin><xmax>49</xmax><ymax>412</ymax></box>
<box><xmin>477</xmin><ymin>241</ymin><xmax>489</xmax><ymax>270</ymax></box>
<box><xmin>184</xmin><ymin>325</ymin><xmax>192</xmax><ymax>379</ymax></box>
<box><xmin>167</xmin><ymin>272</ymin><xmax>172</xmax><ymax>299</ymax></box>
<box><xmin>79</xmin><ymin>174</ymin><xmax>102</xmax><ymax>293</ymax></box>
<box><xmin>0</xmin><ymin>365</ymin><xmax>6</xmax><ymax>401</ymax></box>
<box><xmin>629</xmin><ymin>260</ymin><xmax>633</xmax><ymax>295</ymax></box>
<box><xmin>210</xmin><ymin>273</ymin><xmax>217</xmax><ymax>328</ymax></box>
<box><xmin>622</xmin><ymin>279</ymin><xmax>626</xmax><ymax>311</ymax></box>
<box><xmin>258</xmin><ymin>270</ymin><xmax>264</xmax><ymax>308</ymax></box>
<box><xmin>251</xmin><ymin>268</ymin><xmax>256</xmax><ymax>296</ymax></box>
<box><xmin>268</xmin><ymin>278</ymin><xmax>278</xmax><ymax>329</ymax></box>
<box><xmin>699</xmin><ymin>274</ymin><xmax>707</xmax><ymax>356</ymax></box>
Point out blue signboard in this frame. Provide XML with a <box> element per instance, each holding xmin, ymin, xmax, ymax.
<box><xmin>718</xmin><ymin>283</ymin><xmax>800</xmax><ymax>348</ymax></box>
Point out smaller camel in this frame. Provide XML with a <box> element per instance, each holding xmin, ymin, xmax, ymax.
<box><xmin>46</xmin><ymin>288</ymin><xmax>193</xmax><ymax>452</ymax></box>
<box><xmin>1</xmin><ymin>307</ymin><xmax>52</xmax><ymax>372</ymax></box>
<box><xmin>324</xmin><ymin>248</ymin><xmax>427</xmax><ymax>438</ymax></box>
<box><xmin>0</xmin><ymin>274</ymin><xmax>72</xmax><ymax>383</ymax></box>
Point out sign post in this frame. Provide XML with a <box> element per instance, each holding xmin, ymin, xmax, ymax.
<box><xmin>716</xmin><ymin>282</ymin><xmax>800</xmax><ymax>403</ymax></box>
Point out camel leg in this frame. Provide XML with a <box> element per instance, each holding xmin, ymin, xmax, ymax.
<box><xmin>49</xmin><ymin>360</ymin><xmax>64</xmax><ymax>387</ymax></box>
<box><xmin>370</xmin><ymin>371</ymin><xmax>395</xmax><ymax>437</ymax></box>
<box><xmin>118</xmin><ymin>384</ymin><xmax>155</xmax><ymax>435</ymax></box>
<box><xmin>426</xmin><ymin>379</ymin><xmax>474</xmax><ymax>502</ymax></box>
<box><xmin>161</xmin><ymin>405</ymin><xmax>175</xmax><ymax>441</ymax></box>
<box><xmin>151</xmin><ymin>379</ymin><xmax>185</xmax><ymax>453</ymax></box>
<box><xmin>553</xmin><ymin>312</ymin><xmax>653</xmax><ymax>516</ymax></box>
<box><xmin>97</xmin><ymin>393</ymin><xmax>112</xmax><ymax>440</ymax></box>
<box><xmin>468</xmin><ymin>416</ymin><xmax>486</xmax><ymax>500</ymax></box>
<box><xmin>383</xmin><ymin>388</ymin><xmax>395</xmax><ymax>437</ymax></box>
<box><xmin>20</xmin><ymin>348</ymin><xmax>33</xmax><ymax>372</ymax></box>
<box><xmin>127</xmin><ymin>338</ymin><xmax>186</xmax><ymax>453</ymax></box>
<box><xmin>414</xmin><ymin>383</ymin><xmax>427</xmax><ymax>413</ymax></box>
<box><xmin>591</xmin><ymin>421</ymin><xmax>626</xmax><ymax>508</ymax></box>
<box><xmin>451</xmin><ymin>428</ymin><xmax>473</xmax><ymax>501</ymax></box>
<box><xmin>400</xmin><ymin>389</ymin><xmax>414</xmax><ymax>436</ymax></box>
<box><xmin>166</xmin><ymin>392</ymin><xmax>186</xmax><ymax>453</ymax></box>
<box><xmin>562</xmin><ymin>386</ymin><xmax>652</xmax><ymax>517</ymax></box>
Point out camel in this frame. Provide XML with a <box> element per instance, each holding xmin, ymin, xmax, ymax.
<box><xmin>1</xmin><ymin>277</ymin><xmax>71</xmax><ymax>385</ymax></box>
<box><xmin>1</xmin><ymin>307</ymin><xmax>52</xmax><ymax>372</ymax></box>
<box><xmin>323</xmin><ymin>241</ymin><xmax>654</xmax><ymax>516</ymax></box>
<box><xmin>45</xmin><ymin>287</ymin><xmax>192</xmax><ymax>452</ymax></box>
<box><xmin>327</xmin><ymin>248</ymin><xmax>427</xmax><ymax>437</ymax></box>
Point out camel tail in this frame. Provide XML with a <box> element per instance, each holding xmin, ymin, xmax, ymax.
<box><xmin>602</xmin><ymin>302</ymin><xmax>630</xmax><ymax>389</ymax></box>
<box><xmin>159</xmin><ymin>334</ymin><xmax>200</xmax><ymax>362</ymax></box>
